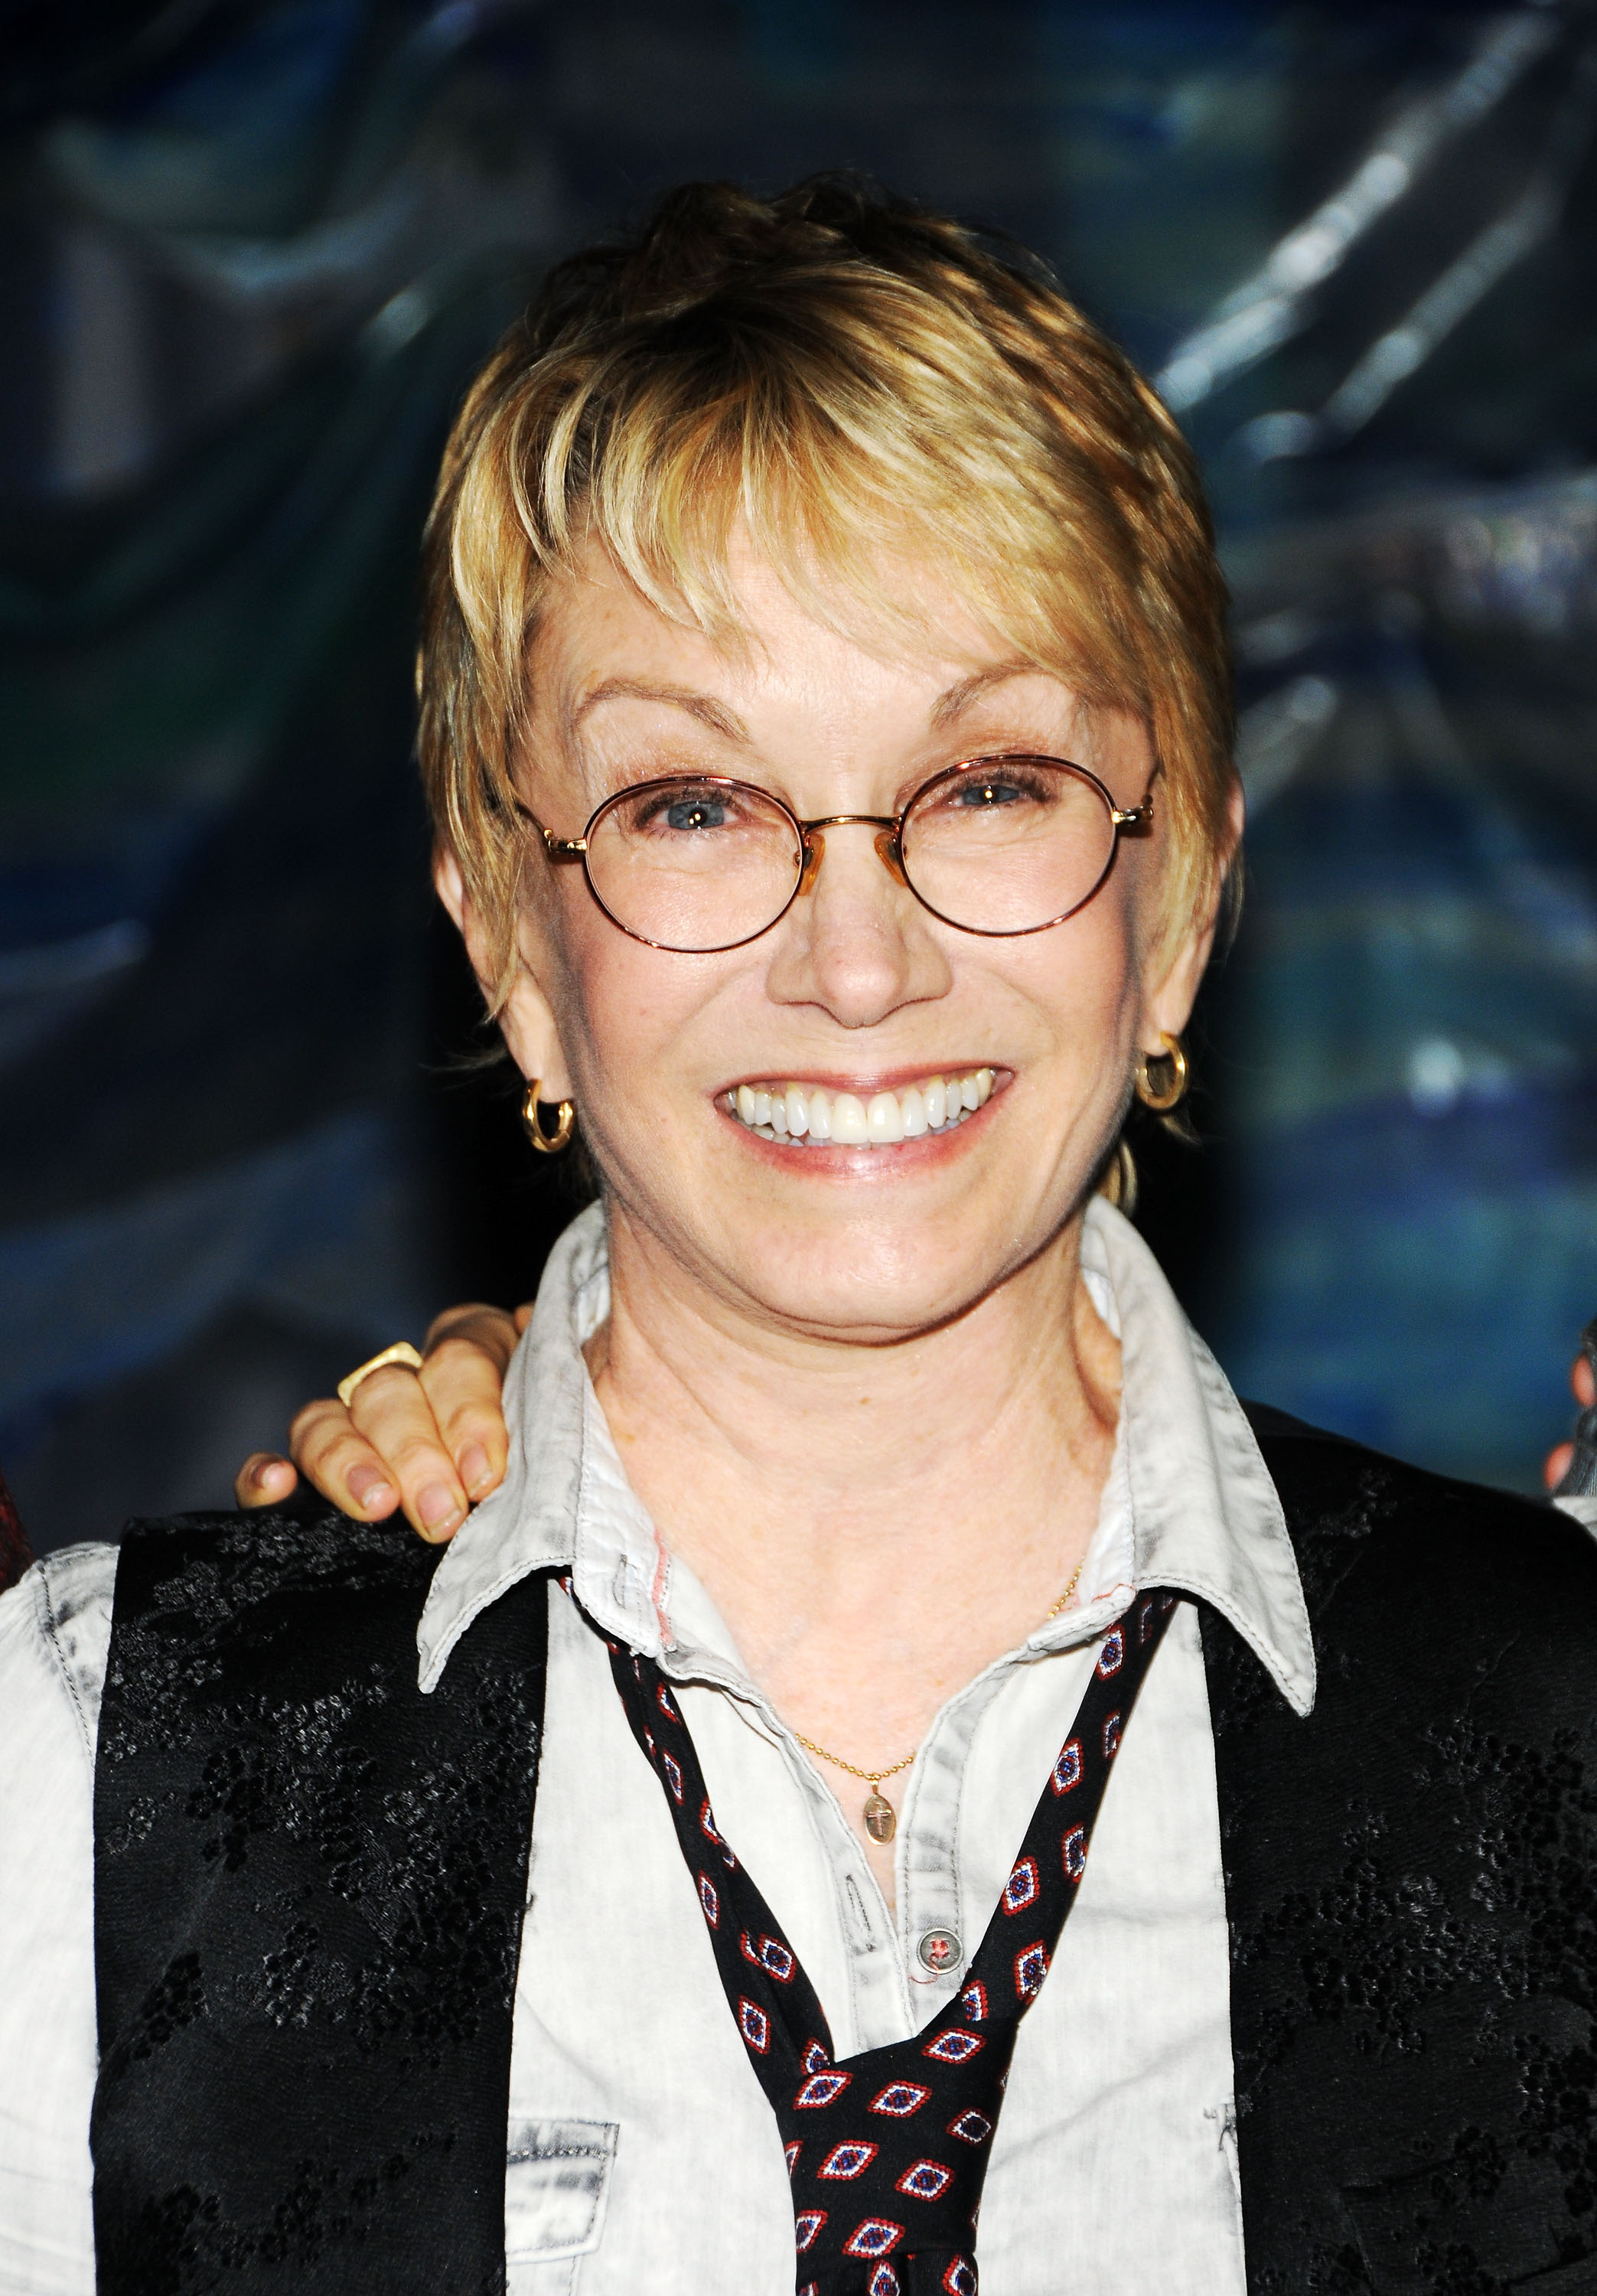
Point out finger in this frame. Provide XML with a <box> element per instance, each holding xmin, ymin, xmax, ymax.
<box><xmin>236</xmin><ymin>1453</ymin><xmax>298</xmax><ymax>1508</ymax></box>
<box><xmin>1546</xmin><ymin>1440</ymin><xmax>1575</xmax><ymax>1492</ymax></box>
<box><xmin>514</xmin><ymin>1302</ymin><xmax>533</xmax><ymax>1334</ymax></box>
<box><xmin>423</xmin><ymin>1300</ymin><xmax>520</xmax><ymax>1370</ymax></box>
<box><xmin>288</xmin><ymin>1396</ymin><xmax>402</xmax><ymax>1522</ymax></box>
<box><xmin>344</xmin><ymin>1367</ymin><xmax>471</xmax><ymax>1541</ymax></box>
<box><xmin>1576</xmin><ymin>1354</ymin><xmax>1595</xmax><ymax>1411</ymax></box>
<box><xmin>419</xmin><ymin>1329</ymin><xmax>516</xmax><ymax>1500</ymax></box>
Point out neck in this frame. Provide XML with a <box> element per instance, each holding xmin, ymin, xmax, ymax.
<box><xmin>585</xmin><ymin>1201</ymin><xmax>1121</xmax><ymax>1814</ymax></box>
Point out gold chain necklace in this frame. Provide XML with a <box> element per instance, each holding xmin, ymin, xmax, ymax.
<box><xmin>790</xmin><ymin>1736</ymin><xmax>917</xmax><ymax>1844</ymax></box>
<box><xmin>793</xmin><ymin>1554</ymin><xmax>1088</xmax><ymax>1844</ymax></box>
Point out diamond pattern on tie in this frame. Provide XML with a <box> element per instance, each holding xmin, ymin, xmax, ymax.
<box><xmin>1051</xmin><ymin>1739</ymin><xmax>1082</xmax><ymax>1795</ymax></box>
<box><xmin>897</xmin><ymin>2161</ymin><xmax>953</xmax><ymax>2200</ymax></box>
<box><xmin>820</xmin><ymin>2141</ymin><xmax>879</xmax><ymax>2180</ymax></box>
<box><xmin>843</xmin><ymin>2219</ymin><xmax>905</xmax><ymax>2256</ymax></box>
<box><xmin>743</xmin><ymin>1931</ymin><xmax>796</xmax><ymax>1981</ymax></box>
<box><xmin>1001</xmin><ymin>1857</ymin><xmax>1040</xmax><ymax>1914</ymax></box>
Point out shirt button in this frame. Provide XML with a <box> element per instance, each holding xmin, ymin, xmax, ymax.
<box><xmin>916</xmin><ymin>1926</ymin><xmax>962</xmax><ymax>1975</ymax></box>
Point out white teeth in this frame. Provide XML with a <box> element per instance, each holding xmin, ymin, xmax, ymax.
<box><xmin>830</xmin><ymin>1092</ymin><xmax>869</xmax><ymax>1145</ymax></box>
<box><xmin>866</xmin><ymin>1091</ymin><xmax>904</xmax><ymax>1143</ymax></box>
<box><xmin>728</xmin><ymin>1068</ymin><xmax>999</xmax><ymax>1148</ymax></box>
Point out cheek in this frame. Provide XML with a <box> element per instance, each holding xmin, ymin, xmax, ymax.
<box><xmin>1000</xmin><ymin>886</ymin><xmax>1142</xmax><ymax>1066</ymax></box>
<box><xmin>550</xmin><ymin>906</ymin><xmax>728</xmax><ymax>1107</ymax></box>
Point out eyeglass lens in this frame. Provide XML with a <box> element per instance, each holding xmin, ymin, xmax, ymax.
<box><xmin>580</xmin><ymin>761</ymin><xmax>1120</xmax><ymax>952</ymax></box>
<box><xmin>900</xmin><ymin>759</ymin><xmax>1118</xmax><ymax>936</ymax></box>
<box><xmin>584</xmin><ymin>781</ymin><xmax>803</xmax><ymax>950</ymax></box>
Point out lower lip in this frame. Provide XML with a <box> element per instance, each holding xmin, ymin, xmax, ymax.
<box><xmin>720</xmin><ymin>1085</ymin><xmax>1003</xmax><ymax>1170</ymax></box>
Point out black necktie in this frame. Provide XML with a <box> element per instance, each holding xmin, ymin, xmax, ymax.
<box><xmin>602</xmin><ymin>1587</ymin><xmax>1178</xmax><ymax>2294</ymax></box>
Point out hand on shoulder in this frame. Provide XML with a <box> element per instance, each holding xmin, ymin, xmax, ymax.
<box><xmin>236</xmin><ymin>1302</ymin><xmax>529</xmax><ymax>1542</ymax></box>
<box><xmin>1544</xmin><ymin>1345</ymin><xmax>1596</xmax><ymax>1495</ymax></box>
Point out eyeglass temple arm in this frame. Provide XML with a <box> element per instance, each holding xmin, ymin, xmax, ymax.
<box><xmin>1111</xmin><ymin>795</ymin><xmax>1155</xmax><ymax>833</ymax></box>
<box><xmin>513</xmin><ymin>798</ymin><xmax>587</xmax><ymax>863</ymax></box>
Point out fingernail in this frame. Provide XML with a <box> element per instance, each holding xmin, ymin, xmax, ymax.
<box><xmin>459</xmin><ymin>1442</ymin><xmax>491</xmax><ymax>1495</ymax></box>
<box><xmin>418</xmin><ymin>1482</ymin><xmax>461</xmax><ymax>1531</ymax></box>
<box><xmin>349</xmin><ymin>1466</ymin><xmax>393</xmax><ymax>1512</ymax></box>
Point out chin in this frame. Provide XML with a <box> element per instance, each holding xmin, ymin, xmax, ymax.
<box><xmin>719</xmin><ymin>1218</ymin><xmax>1032</xmax><ymax>1343</ymax></box>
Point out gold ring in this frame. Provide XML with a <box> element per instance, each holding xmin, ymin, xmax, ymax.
<box><xmin>337</xmin><ymin>1340</ymin><xmax>425</xmax><ymax>1408</ymax></box>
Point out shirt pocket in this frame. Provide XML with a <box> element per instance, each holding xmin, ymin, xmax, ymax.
<box><xmin>504</xmin><ymin>2117</ymin><xmax>619</xmax><ymax>2296</ymax></box>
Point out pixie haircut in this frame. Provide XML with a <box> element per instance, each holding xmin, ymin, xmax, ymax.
<box><xmin>419</xmin><ymin>175</ymin><xmax>1235</xmax><ymax>1010</ymax></box>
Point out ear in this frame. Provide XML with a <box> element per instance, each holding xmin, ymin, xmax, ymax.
<box><xmin>433</xmin><ymin>846</ymin><xmax>577</xmax><ymax>1102</ymax></box>
<box><xmin>1139</xmin><ymin>775</ymin><xmax>1244</xmax><ymax>1052</ymax></box>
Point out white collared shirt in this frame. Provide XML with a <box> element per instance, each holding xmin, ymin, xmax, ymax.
<box><xmin>3</xmin><ymin>1199</ymin><xmax>1324</xmax><ymax>2294</ymax></box>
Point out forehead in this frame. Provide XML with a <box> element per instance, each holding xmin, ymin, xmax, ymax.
<box><xmin>529</xmin><ymin>542</ymin><xmax>1093</xmax><ymax>745</ymax></box>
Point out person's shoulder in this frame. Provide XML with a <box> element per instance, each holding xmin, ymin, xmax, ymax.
<box><xmin>116</xmin><ymin>1489</ymin><xmax>438</xmax><ymax>1602</ymax></box>
<box><xmin>1242</xmin><ymin>1399</ymin><xmax>1597</xmax><ymax>1632</ymax></box>
<box><xmin>0</xmin><ymin>1541</ymin><xmax>121</xmax><ymax>1753</ymax></box>
<box><xmin>0</xmin><ymin>1547</ymin><xmax>105</xmax><ymax>2291</ymax></box>
<box><xmin>0</xmin><ymin>1539</ymin><xmax>121</xmax><ymax>1633</ymax></box>
<box><xmin>106</xmin><ymin>1494</ymin><xmax>445</xmax><ymax>1698</ymax></box>
<box><xmin>0</xmin><ymin>1508</ymin><xmax>419</xmax><ymax>1750</ymax></box>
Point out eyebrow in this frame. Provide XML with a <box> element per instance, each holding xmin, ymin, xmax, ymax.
<box><xmin>927</xmin><ymin>660</ymin><xmax>1046</xmax><ymax>729</ymax></box>
<box><xmin>570</xmin><ymin>677</ymin><xmax>750</xmax><ymax>743</ymax></box>
<box><xmin>567</xmin><ymin>657</ymin><xmax>1049</xmax><ymax>754</ymax></box>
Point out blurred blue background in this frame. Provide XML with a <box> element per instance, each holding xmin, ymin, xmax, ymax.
<box><xmin>2</xmin><ymin>0</ymin><xmax>1594</xmax><ymax>1550</ymax></box>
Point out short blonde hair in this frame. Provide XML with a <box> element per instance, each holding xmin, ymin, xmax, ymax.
<box><xmin>419</xmin><ymin>175</ymin><xmax>1235</xmax><ymax>1009</ymax></box>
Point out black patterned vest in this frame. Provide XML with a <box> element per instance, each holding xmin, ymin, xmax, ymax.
<box><xmin>89</xmin><ymin>1420</ymin><xmax>1597</xmax><ymax>2291</ymax></box>
<box><xmin>91</xmin><ymin>1502</ymin><xmax>548</xmax><ymax>2295</ymax></box>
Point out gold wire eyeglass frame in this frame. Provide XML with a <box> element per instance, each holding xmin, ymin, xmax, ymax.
<box><xmin>512</xmin><ymin>754</ymin><xmax>1155</xmax><ymax>954</ymax></box>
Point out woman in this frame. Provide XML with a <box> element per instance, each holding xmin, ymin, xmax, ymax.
<box><xmin>3</xmin><ymin>176</ymin><xmax>1595</xmax><ymax>2296</ymax></box>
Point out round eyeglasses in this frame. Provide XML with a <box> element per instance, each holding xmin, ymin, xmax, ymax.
<box><xmin>515</xmin><ymin>755</ymin><xmax>1153</xmax><ymax>954</ymax></box>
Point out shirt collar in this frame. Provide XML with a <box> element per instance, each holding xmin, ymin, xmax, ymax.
<box><xmin>1072</xmin><ymin>1197</ymin><xmax>1315</xmax><ymax>1711</ymax></box>
<box><xmin>416</xmin><ymin>1196</ymin><xmax>1315</xmax><ymax>1717</ymax></box>
<box><xmin>417</xmin><ymin>1203</ymin><xmax>640</xmax><ymax>1691</ymax></box>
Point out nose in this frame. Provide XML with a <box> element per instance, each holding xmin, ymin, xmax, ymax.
<box><xmin>764</xmin><ymin>818</ymin><xmax>952</xmax><ymax>1029</ymax></box>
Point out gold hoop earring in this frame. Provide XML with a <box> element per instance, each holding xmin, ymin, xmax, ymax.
<box><xmin>522</xmin><ymin>1080</ymin><xmax>575</xmax><ymax>1155</ymax></box>
<box><xmin>1133</xmin><ymin>1032</ymin><xmax>1188</xmax><ymax>1114</ymax></box>
<box><xmin>1097</xmin><ymin>1136</ymin><xmax>1139</xmax><ymax>1216</ymax></box>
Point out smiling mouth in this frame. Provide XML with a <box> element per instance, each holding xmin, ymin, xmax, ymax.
<box><xmin>725</xmin><ymin>1068</ymin><xmax>996</xmax><ymax>1148</ymax></box>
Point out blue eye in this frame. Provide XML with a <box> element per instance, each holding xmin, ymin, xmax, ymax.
<box><xmin>663</xmin><ymin>796</ymin><xmax>728</xmax><ymax>830</ymax></box>
<box><xmin>956</xmin><ymin>779</ymin><xmax>1024</xmax><ymax>808</ymax></box>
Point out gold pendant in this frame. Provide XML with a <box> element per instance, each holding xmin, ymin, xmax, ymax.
<box><xmin>863</xmin><ymin>1791</ymin><xmax>897</xmax><ymax>1844</ymax></box>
